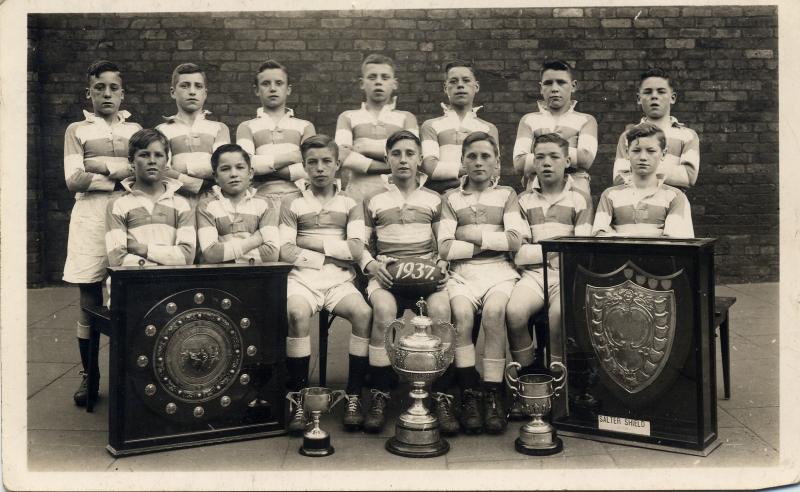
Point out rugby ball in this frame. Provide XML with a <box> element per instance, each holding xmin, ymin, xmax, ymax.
<box><xmin>386</xmin><ymin>257</ymin><xmax>444</xmax><ymax>299</ymax></box>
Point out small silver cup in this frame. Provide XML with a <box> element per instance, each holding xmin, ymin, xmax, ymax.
<box><xmin>505</xmin><ymin>361</ymin><xmax>567</xmax><ymax>456</ymax></box>
<box><xmin>286</xmin><ymin>387</ymin><xmax>346</xmax><ymax>457</ymax></box>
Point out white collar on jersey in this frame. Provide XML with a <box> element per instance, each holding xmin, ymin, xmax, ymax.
<box><xmin>639</xmin><ymin>115</ymin><xmax>685</xmax><ymax>128</ymax></box>
<box><xmin>295</xmin><ymin>178</ymin><xmax>343</xmax><ymax>194</ymax></box>
<box><xmin>458</xmin><ymin>174</ymin><xmax>500</xmax><ymax>193</ymax></box>
<box><xmin>536</xmin><ymin>100</ymin><xmax>578</xmax><ymax>114</ymax></box>
<box><xmin>361</xmin><ymin>96</ymin><xmax>398</xmax><ymax>112</ymax></box>
<box><xmin>83</xmin><ymin>109</ymin><xmax>132</xmax><ymax>123</ymax></box>
<box><xmin>161</xmin><ymin>110</ymin><xmax>211</xmax><ymax>123</ymax></box>
<box><xmin>441</xmin><ymin>102</ymin><xmax>483</xmax><ymax>116</ymax></box>
<box><xmin>529</xmin><ymin>174</ymin><xmax>577</xmax><ymax>195</ymax></box>
<box><xmin>257</xmin><ymin>107</ymin><xmax>295</xmax><ymax>119</ymax></box>
<box><xmin>119</xmin><ymin>176</ymin><xmax>184</xmax><ymax>197</ymax></box>
<box><xmin>381</xmin><ymin>171</ymin><xmax>429</xmax><ymax>189</ymax></box>
<box><xmin>210</xmin><ymin>184</ymin><xmax>257</xmax><ymax>203</ymax></box>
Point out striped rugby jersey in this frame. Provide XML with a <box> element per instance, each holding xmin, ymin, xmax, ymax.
<box><xmin>592</xmin><ymin>182</ymin><xmax>694</xmax><ymax>238</ymax></box>
<box><xmin>335</xmin><ymin>101</ymin><xmax>418</xmax><ymax>199</ymax></box>
<box><xmin>105</xmin><ymin>177</ymin><xmax>196</xmax><ymax>267</ymax></box>
<box><xmin>512</xmin><ymin>101</ymin><xmax>598</xmax><ymax>177</ymax></box>
<box><xmin>236</xmin><ymin>107</ymin><xmax>315</xmax><ymax>194</ymax></box>
<box><xmin>155</xmin><ymin>111</ymin><xmax>230</xmax><ymax>195</ymax></box>
<box><xmin>64</xmin><ymin>110</ymin><xmax>142</xmax><ymax>196</ymax></box>
<box><xmin>438</xmin><ymin>177</ymin><xmax>527</xmax><ymax>264</ymax></box>
<box><xmin>279</xmin><ymin>180</ymin><xmax>366</xmax><ymax>283</ymax></box>
<box><xmin>196</xmin><ymin>185</ymin><xmax>279</xmax><ymax>264</ymax></box>
<box><xmin>359</xmin><ymin>173</ymin><xmax>442</xmax><ymax>270</ymax></box>
<box><xmin>612</xmin><ymin>116</ymin><xmax>700</xmax><ymax>188</ymax></box>
<box><xmin>420</xmin><ymin>104</ymin><xmax>498</xmax><ymax>193</ymax></box>
<box><xmin>515</xmin><ymin>176</ymin><xmax>593</xmax><ymax>269</ymax></box>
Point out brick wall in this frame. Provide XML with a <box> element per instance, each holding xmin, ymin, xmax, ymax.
<box><xmin>27</xmin><ymin>6</ymin><xmax>779</xmax><ymax>285</ymax></box>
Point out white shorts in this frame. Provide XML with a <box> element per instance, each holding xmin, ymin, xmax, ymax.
<box><xmin>516</xmin><ymin>267</ymin><xmax>560</xmax><ymax>301</ymax></box>
<box><xmin>287</xmin><ymin>264</ymin><xmax>359</xmax><ymax>315</ymax></box>
<box><xmin>63</xmin><ymin>192</ymin><xmax>114</xmax><ymax>284</ymax></box>
<box><xmin>447</xmin><ymin>260</ymin><xmax>519</xmax><ymax>312</ymax></box>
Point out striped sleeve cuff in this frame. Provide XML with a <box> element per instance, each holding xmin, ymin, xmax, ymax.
<box><xmin>323</xmin><ymin>239</ymin><xmax>354</xmax><ymax>261</ymax></box>
<box><xmin>446</xmin><ymin>240</ymin><xmax>475</xmax><ymax>260</ymax></box>
<box><xmin>343</xmin><ymin>152</ymin><xmax>373</xmax><ymax>174</ymax></box>
<box><xmin>252</xmin><ymin>154</ymin><xmax>276</xmax><ymax>175</ymax></box>
<box><xmin>481</xmin><ymin>231</ymin><xmax>510</xmax><ymax>252</ymax></box>
<box><xmin>431</xmin><ymin>159</ymin><xmax>460</xmax><ymax>180</ymax></box>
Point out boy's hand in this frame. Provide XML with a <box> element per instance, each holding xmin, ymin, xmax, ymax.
<box><xmin>366</xmin><ymin>260</ymin><xmax>394</xmax><ymax>289</ymax></box>
<box><xmin>127</xmin><ymin>240</ymin><xmax>148</xmax><ymax>257</ymax></box>
<box><xmin>83</xmin><ymin>158</ymin><xmax>109</xmax><ymax>175</ymax></box>
<box><xmin>435</xmin><ymin>260</ymin><xmax>449</xmax><ymax>291</ymax></box>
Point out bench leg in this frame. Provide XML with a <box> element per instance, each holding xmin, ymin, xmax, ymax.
<box><xmin>86</xmin><ymin>329</ymin><xmax>101</xmax><ymax>413</ymax></box>
<box><xmin>720</xmin><ymin>317</ymin><xmax>731</xmax><ymax>399</ymax></box>
<box><xmin>319</xmin><ymin>314</ymin><xmax>329</xmax><ymax>388</ymax></box>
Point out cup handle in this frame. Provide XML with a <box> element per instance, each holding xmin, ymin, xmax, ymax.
<box><xmin>505</xmin><ymin>361</ymin><xmax>521</xmax><ymax>395</ymax></box>
<box><xmin>330</xmin><ymin>389</ymin><xmax>347</xmax><ymax>409</ymax></box>
<box><xmin>285</xmin><ymin>391</ymin><xmax>302</xmax><ymax>409</ymax></box>
<box><xmin>550</xmin><ymin>361</ymin><xmax>567</xmax><ymax>395</ymax></box>
<box><xmin>384</xmin><ymin>319</ymin><xmax>405</xmax><ymax>364</ymax></box>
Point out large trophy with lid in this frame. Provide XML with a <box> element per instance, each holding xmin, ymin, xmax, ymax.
<box><xmin>384</xmin><ymin>299</ymin><xmax>455</xmax><ymax>458</ymax></box>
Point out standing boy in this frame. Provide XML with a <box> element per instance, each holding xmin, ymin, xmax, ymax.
<box><xmin>237</xmin><ymin>60</ymin><xmax>316</xmax><ymax>207</ymax></box>
<box><xmin>105</xmin><ymin>129</ymin><xmax>196</xmax><ymax>268</ymax></box>
<box><xmin>359</xmin><ymin>130</ymin><xmax>451</xmax><ymax>433</ymax></box>
<box><xmin>63</xmin><ymin>60</ymin><xmax>142</xmax><ymax>406</ymax></box>
<box><xmin>506</xmin><ymin>134</ymin><xmax>593</xmax><ymax>417</ymax></box>
<box><xmin>421</xmin><ymin>60</ymin><xmax>499</xmax><ymax>195</ymax></box>
<box><xmin>196</xmin><ymin>143</ymin><xmax>280</xmax><ymax>264</ymax></box>
<box><xmin>438</xmin><ymin>131</ymin><xmax>528</xmax><ymax>434</ymax></box>
<box><xmin>512</xmin><ymin>59</ymin><xmax>598</xmax><ymax>196</ymax></box>
<box><xmin>156</xmin><ymin>63</ymin><xmax>230</xmax><ymax>206</ymax></box>
<box><xmin>595</xmin><ymin>123</ymin><xmax>694</xmax><ymax>238</ymax></box>
<box><xmin>612</xmin><ymin>68</ymin><xmax>700</xmax><ymax>189</ymax></box>
<box><xmin>335</xmin><ymin>54</ymin><xmax>418</xmax><ymax>202</ymax></box>
<box><xmin>279</xmin><ymin>135</ymin><xmax>373</xmax><ymax>433</ymax></box>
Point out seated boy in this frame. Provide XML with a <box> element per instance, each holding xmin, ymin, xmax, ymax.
<box><xmin>594</xmin><ymin>122</ymin><xmax>694</xmax><ymax>238</ymax></box>
<box><xmin>335</xmin><ymin>54</ymin><xmax>418</xmax><ymax>202</ymax></box>
<box><xmin>438</xmin><ymin>131</ymin><xmax>527</xmax><ymax>435</ymax></box>
<box><xmin>64</xmin><ymin>60</ymin><xmax>142</xmax><ymax>406</ymax></box>
<box><xmin>359</xmin><ymin>130</ymin><xmax>450</xmax><ymax>433</ymax></box>
<box><xmin>105</xmin><ymin>129</ymin><xmax>196</xmax><ymax>268</ymax></box>
<box><xmin>612</xmin><ymin>68</ymin><xmax>700</xmax><ymax>189</ymax></box>
<box><xmin>420</xmin><ymin>60</ymin><xmax>499</xmax><ymax>194</ymax></box>
<box><xmin>505</xmin><ymin>133</ymin><xmax>593</xmax><ymax>418</ymax></box>
<box><xmin>196</xmin><ymin>143</ymin><xmax>280</xmax><ymax>264</ymax></box>
<box><xmin>236</xmin><ymin>60</ymin><xmax>315</xmax><ymax>207</ymax></box>
<box><xmin>279</xmin><ymin>135</ymin><xmax>373</xmax><ymax>433</ymax></box>
<box><xmin>156</xmin><ymin>63</ymin><xmax>230</xmax><ymax>207</ymax></box>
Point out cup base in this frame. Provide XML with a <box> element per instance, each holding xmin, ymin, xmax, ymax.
<box><xmin>385</xmin><ymin>436</ymin><xmax>449</xmax><ymax>458</ymax></box>
<box><xmin>299</xmin><ymin>435</ymin><xmax>334</xmax><ymax>457</ymax></box>
<box><xmin>514</xmin><ymin>436</ymin><xmax>563</xmax><ymax>456</ymax></box>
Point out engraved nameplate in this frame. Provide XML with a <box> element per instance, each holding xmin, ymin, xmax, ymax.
<box><xmin>597</xmin><ymin>414</ymin><xmax>651</xmax><ymax>436</ymax></box>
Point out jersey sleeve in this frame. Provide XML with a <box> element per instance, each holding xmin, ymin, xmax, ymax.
<box><xmin>592</xmin><ymin>189</ymin><xmax>615</xmax><ymax>236</ymax></box>
<box><xmin>663</xmin><ymin>190</ymin><xmax>695</xmax><ymax>238</ymax></box>
<box><xmin>236</xmin><ymin>121</ymin><xmax>276</xmax><ymax>176</ymax></box>
<box><xmin>105</xmin><ymin>197</ymin><xmax>147</xmax><ymax>266</ymax></box>
<box><xmin>146</xmin><ymin>198</ymin><xmax>196</xmax><ymax>265</ymax></box>
<box><xmin>576</xmin><ymin>115</ymin><xmax>598</xmax><ymax>170</ymax></box>
<box><xmin>278</xmin><ymin>197</ymin><xmax>325</xmax><ymax>269</ymax></box>
<box><xmin>64</xmin><ymin>123</ymin><xmax>116</xmax><ymax>193</ymax></box>
<box><xmin>512</xmin><ymin>115</ymin><xmax>535</xmax><ymax>176</ymax></box>
<box><xmin>612</xmin><ymin>131</ymin><xmax>631</xmax><ymax>186</ymax></box>
<box><xmin>335</xmin><ymin>112</ymin><xmax>373</xmax><ymax>174</ymax></box>
<box><xmin>437</xmin><ymin>194</ymin><xmax>477</xmax><ymax>261</ymax></box>
<box><xmin>324</xmin><ymin>196</ymin><xmax>365</xmax><ymax>262</ymax></box>
<box><xmin>479</xmin><ymin>189</ymin><xmax>525</xmax><ymax>252</ymax></box>
<box><xmin>668</xmin><ymin>128</ymin><xmax>700</xmax><ymax>187</ymax></box>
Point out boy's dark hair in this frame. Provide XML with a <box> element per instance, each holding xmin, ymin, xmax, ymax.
<box><xmin>461</xmin><ymin>131</ymin><xmax>499</xmax><ymax>158</ymax></box>
<box><xmin>361</xmin><ymin>54</ymin><xmax>395</xmax><ymax>74</ymax></box>
<box><xmin>301</xmin><ymin>134</ymin><xmax>339</xmax><ymax>162</ymax></box>
<box><xmin>541</xmin><ymin>59</ymin><xmax>573</xmax><ymax>77</ymax></box>
<box><xmin>86</xmin><ymin>60</ymin><xmax>121</xmax><ymax>84</ymax></box>
<box><xmin>254</xmin><ymin>59</ymin><xmax>290</xmax><ymax>85</ymax></box>
<box><xmin>128</xmin><ymin>129</ymin><xmax>169</xmax><ymax>162</ymax></box>
<box><xmin>444</xmin><ymin>59</ymin><xmax>477</xmax><ymax>78</ymax></box>
<box><xmin>626</xmin><ymin>122</ymin><xmax>667</xmax><ymax>150</ymax></box>
<box><xmin>533</xmin><ymin>133</ymin><xmax>570</xmax><ymax>157</ymax></box>
<box><xmin>639</xmin><ymin>67</ymin><xmax>672</xmax><ymax>89</ymax></box>
<box><xmin>386</xmin><ymin>130</ymin><xmax>421</xmax><ymax>153</ymax></box>
<box><xmin>211</xmin><ymin>143</ymin><xmax>251</xmax><ymax>173</ymax></box>
<box><xmin>171</xmin><ymin>62</ymin><xmax>207</xmax><ymax>88</ymax></box>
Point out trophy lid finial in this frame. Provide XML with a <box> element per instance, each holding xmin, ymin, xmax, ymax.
<box><xmin>416</xmin><ymin>298</ymin><xmax>427</xmax><ymax>317</ymax></box>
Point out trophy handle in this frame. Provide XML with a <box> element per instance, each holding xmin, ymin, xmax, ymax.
<box><xmin>384</xmin><ymin>319</ymin><xmax>405</xmax><ymax>364</ymax></box>
<box><xmin>550</xmin><ymin>361</ymin><xmax>567</xmax><ymax>395</ymax></box>
<box><xmin>505</xmin><ymin>361</ymin><xmax>522</xmax><ymax>395</ymax></box>
<box><xmin>285</xmin><ymin>391</ymin><xmax>302</xmax><ymax>409</ymax></box>
<box><xmin>329</xmin><ymin>389</ymin><xmax>347</xmax><ymax>409</ymax></box>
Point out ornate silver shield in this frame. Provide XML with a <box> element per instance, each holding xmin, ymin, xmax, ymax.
<box><xmin>586</xmin><ymin>279</ymin><xmax>676</xmax><ymax>394</ymax></box>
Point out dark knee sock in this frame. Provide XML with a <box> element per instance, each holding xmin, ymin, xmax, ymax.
<box><xmin>286</xmin><ymin>356</ymin><xmax>310</xmax><ymax>392</ymax></box>
<box><xmin>346</xmin><ymin>354</ymin><xmax>369</xmax><ymax>396</ymax></box>
<box><xmin>431</xmin><ymin>364</ymin><xmax>456</xmax><ymax>394</ymax></box>
<box><xmin>369</xmin><ymin>365</ymin><xmax>394</xmax><ymax>393</ymax></box>
<box><xmin>456</xmin><ymin>366</ymin><xmax>481</xmax><ymax>391</ymax></box>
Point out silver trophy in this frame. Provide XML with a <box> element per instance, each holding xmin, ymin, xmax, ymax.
<box><xmin>286</xmin><ymin>387</ymin><xmax>346</xmax><ymax>457</ymax></box>
<box><xmin>505</xmin><ymin>361</ymin><xmax>567</xmax><ymax>456</ymax></box>
<box><xmin>384</xmin><ymin>299</ymin><xmax>455</xmax><ymax>458</ymax></box>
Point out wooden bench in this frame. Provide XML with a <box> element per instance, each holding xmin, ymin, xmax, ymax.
<box><xmin>714</xmin><ymin>296</ymin><xmax>736</xmax><ymax>400</ymax></box>
<box><xmin>80</xmin><ymin>304</ymin><xmax>112</xmax><ymax>413</ymax></box>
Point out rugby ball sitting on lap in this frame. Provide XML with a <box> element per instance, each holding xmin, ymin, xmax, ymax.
<box><xmin>385</xmin><ymin>257</ymin><xmax>444</xmax><ymax>298</ymax></box>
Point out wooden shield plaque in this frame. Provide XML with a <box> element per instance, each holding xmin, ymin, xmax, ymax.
<box><xmin>539</xmin><ymin>237</ymin><xmax>719</xmax><ymax>456</ymax></box>
<box><xmin>106</xmin><ymin>263</ymin><xmax>291</xmax><ymax>456</ymax></box>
